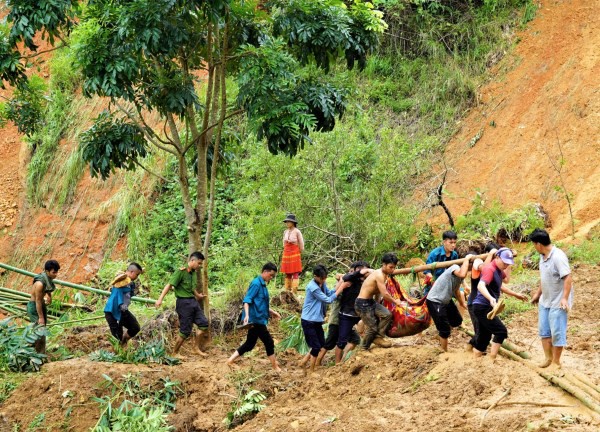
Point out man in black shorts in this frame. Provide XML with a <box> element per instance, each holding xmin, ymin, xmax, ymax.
<box><xmin>156</xmin><ymin>251</ymin><xmax>208</xmax><ymax>358</ymax></box>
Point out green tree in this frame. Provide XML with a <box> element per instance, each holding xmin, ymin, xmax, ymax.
<box><xmin>0</xmin><ymin>0</ymin><xmax>385</xmax><ymax>311</ymax></box>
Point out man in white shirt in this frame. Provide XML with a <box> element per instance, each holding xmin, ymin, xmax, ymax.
<box><xmin>529</xmin><ymin>229</ymin><xmax>573</xmax><ymax>369</ymax></box>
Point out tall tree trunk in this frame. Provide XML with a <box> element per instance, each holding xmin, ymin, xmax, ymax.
<box><xmin>202</xmin><ymin>18</ymin><xmax>229</xmax><ymax>306</ymax></box>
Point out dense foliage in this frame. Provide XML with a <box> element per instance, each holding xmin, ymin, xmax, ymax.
<box><xmin>0</xmin><ymin>319</ymin><xmax>47</xmax><ymax>372</ymax></box>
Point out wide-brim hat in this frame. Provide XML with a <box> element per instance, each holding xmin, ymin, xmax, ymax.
<box><xmin>283</xmin><ymin>213</ymin><xmax>298</xmax><ymax>224</ymax></box>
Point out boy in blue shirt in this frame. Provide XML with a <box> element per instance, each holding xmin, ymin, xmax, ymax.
<box><xmin>423</xmin><ymin>230</ymin><xmax>459</xmax><ymax>295</ymax></box>
<box><xmin>104</xmin><ymin>262</ymin><xmax>143</xmax><ymax>347</ymax></box>
<box><xmin>300</xmin><ymin>264</ymin><xmax>346</xmax><ymax>373</ymax></box>
<box><xmin>226</xmin><ymin>263</ymin><xmax>282</xmax><ymax>371</ymax></box>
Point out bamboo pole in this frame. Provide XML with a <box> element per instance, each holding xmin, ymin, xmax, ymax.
<box><xmin>393</xmin><ymin>253</ymin><xmax>492</xmax><ymax>275</ymax></box>
<box><xmin>462</xmin><ymin>328</ymin><xmax>530</xmax><ymax>360</ymax></box>
<box><xmin>44</xmin><ymin>315</ymin><xmax>105</xmax><ymax>327</ymax></box>
<box><xmin>0</xmin><ymin>286</ymin><xmax>29</xmax><ymax>297</ymax></box>
<box><xmin>0</xmin><ymin>262</ymin><xmax>156</xmax><ymax>304</ymax></box>
<box><xmin>499</xmin><ymin>347</ymin><xmax>600</xmax><ymax>415</ymax></box>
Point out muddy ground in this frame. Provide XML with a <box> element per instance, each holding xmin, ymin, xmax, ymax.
<box><xmin>1</xmin><ymin>265</ymin><xmax>599</xmax><ymax>431</ymax></box>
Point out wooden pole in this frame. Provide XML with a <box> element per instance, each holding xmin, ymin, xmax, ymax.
<box><xmin>0</xmin><ymin>262</ymin><xmax>156</xmax><ymax>304</ymax></box>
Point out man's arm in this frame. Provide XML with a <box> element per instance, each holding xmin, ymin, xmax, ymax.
<box><xmin>45</xmin><ymin>292</ymin><xmax>52</xmax><ymax>305</ymax></box>
<box><xmin>560</xmin><ymin>274</ymin><xmax>573</xmax><ymax>310</ymax></box>
<box><xmin>242</xmin><ymin>302</ymin><xmax>250</xmax><ymax>324</ymax></box>
<box><xmin>530</xmin><ymin>284</ymin><xmax>542</xmax><ymax>304</ymax></box>
<box><xmin>32</xmin><ymin>282</ymin><xmax>45</xmax><ymax>325</ymax></box>
<box><xmin>454</xmin><ymin>287</ymin><xmax>467</xmax><ymax>309</ymax></box>
<box><xmin>477</xmin><ymin>281</ymin><xmax>497</xmax><ymax>307</ymax></box>
<box><xmin>453</xmin><ymin>255</ymin><xmax>473</xmax><ymax>279</ymax></box>
<box><xmin>500</xmin><ymin>285</ymin><xmax>527</xmax><ymax>301</ymax></box>
<box><xmin>155</xmin><ymin>284</ymin><xmax>172</xmax><ymax>308</ymax></box>
<box><xmin>376</xmin><ymin>278</ymin><xmax>401</xmax><ymax>306</ymax></box>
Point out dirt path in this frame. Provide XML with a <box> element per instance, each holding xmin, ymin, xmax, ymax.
<box><xmin>2</xmin><ymin>266</ymin><xmax>599</xmax><ymax>431</ymax></box>
<box><xmin>439</xmin><ymin>0</ymin><xmax>600</xmax><ymax>239</ymax></box>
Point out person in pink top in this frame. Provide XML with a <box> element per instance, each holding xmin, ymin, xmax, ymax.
<box><xmin>280</xmin><ymin>213</ymin><xmax>304</xmax><ymax>293</ymax></box>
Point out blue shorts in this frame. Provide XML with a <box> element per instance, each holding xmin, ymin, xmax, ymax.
<box><xmin>538</xmin><ymin>304</ymin><xmax>568</xmax><ymax>347</ymax></box>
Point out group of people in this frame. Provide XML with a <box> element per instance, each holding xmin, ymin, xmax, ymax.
<box><xmin>225</xmin><ymin>218</ymin><xmax>574</xmax><ymax>372</ymax></box>
<box><xmin>27</xmin><ymin>211</ymin><xmax>572</xmax><ymax>373</ymax></box>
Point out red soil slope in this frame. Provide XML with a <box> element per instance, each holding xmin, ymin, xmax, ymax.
<box><xmin>440</xmin><ymin>0</ymin><xmax>600</xmax><ymax>239</ymax></box>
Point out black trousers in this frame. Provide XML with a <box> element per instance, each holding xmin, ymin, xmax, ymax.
<box><xmin>237</xmin><ymin>324</ymin><xmax>275</xmax><ymax>357</ymax></box>
<box><xmin>426</xmin><ymin>299</ymin><xmax>463</xmax><ymax>339</ymax></box>
<box><xmin>105</xmin><ymin>310</ymin><xmax>140</xmax><ymax>341</ymax></box>
<box><xmin>467</xmin><ymin>304</ymin><xmax>479</xmax><ymax>347</ymax></box>
<box><xmin>472</xmin><ymin>304</ymin><xmax>508</xmax><ymax>352</ymax></box>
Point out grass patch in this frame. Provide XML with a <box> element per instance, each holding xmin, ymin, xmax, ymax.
<box><xmin>567</xmin><ymin>240</ymin><xmax>600</xmax><ymax>265</ymax></box>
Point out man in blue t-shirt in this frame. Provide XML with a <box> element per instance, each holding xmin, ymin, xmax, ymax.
<box><xmin>423</xmin><ymin>230</ymin><xmax>459</xmax><ymax>295</ymax></box>
<box><xmin>226</xmin><ymin>262</ymin><xmax>282</xmax><ymax>371</ymax></box>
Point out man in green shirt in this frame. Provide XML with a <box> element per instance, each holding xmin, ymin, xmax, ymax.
<box><xmin>155</xmin><ymin>251</ymin><xmax>208</xmax><ymax>357</ymax></box>
<box><xmin>28</xmin><ymin>259</ymin><xmax>61</xmax><ymax>354</ymax></box>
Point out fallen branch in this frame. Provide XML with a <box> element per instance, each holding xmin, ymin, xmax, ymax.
<box><xmin>480</xmin><ymin>387</ymin><xmax>511</xmax><ymax>427</ymax></box>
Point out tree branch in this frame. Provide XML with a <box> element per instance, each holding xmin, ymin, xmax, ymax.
<box><xmin>114</xmin><ymin>101</ymin><xmax>179</xmax><ymax>156</ymax></box>
<box><xmin>182</xmin><ymin>109</ymin><xmax>244</xmax><ymax>155</ymax></box>
<box><xmin>132</xmin><ymin>159</ymin><xmax>171</xmax><ymax>183</ymax></box>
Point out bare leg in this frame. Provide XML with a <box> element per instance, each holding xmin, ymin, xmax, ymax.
<box><xmin>343</xmin><ymin>343</ymin><xmax>356</xmax><ymax>361</ymax></box>
<box><xmin>489</xmin><ymin>342</ymin><xmax>501</xmax><ymax>360</ymax></box>
<box><xmin>298</xmin><ymin>353</ymin><xmax>310</xmax><ymax>367</ymax></box>
<box><xmin>227</xmin><ymin>350</ymin><xmax>240</xmax><ymax>367</ymax></box>
<box><xmin>121</xmin><ymin>330</ymin><xmax>130</xmax><ymax>347</ymax></box>
<box><xmin>538</xmin><ymin>337</ymin><xmax>553</xmax><ymax>368</ymax></box>
<box><xmin>552</xmin><ymin>346</ymin><xmax>563</xmax><ymax>366</ymax></box>
<box><xmin>173</xmin><ymin>335</ymin><xmax>186</xmax><ymax>356</ymax></box>
<box><xmin>193</xmin><ymin>330</ymin><xmax>208</xmax><ymax>356</ymax></box>
<box><xmin>439</xmin><ymin>337</ymin><xmax>448</xmax><ymax>352</ymax></box>
<box><xmin>335</xmin><ymin>347</ymin><xmax>344</xmax><ymax>364</ymax></box>
<box><xmin>473</xmin><ymin>348</ymin><xmax>484</xmax><ymax>358</ymax></box>
<box><xmin>308</xmin><ymin>355</ymin><xmax>317</xmax><ymax>373</ymax></box>
<box><xmin>315</xmin><ymin>348</ymin><xmax>326</xmax><ymax>366</ymax></box>
<box><xmin>268</xmin><ymin>354</ymin><xmax>282</xmax><ymax>372</ymax></box>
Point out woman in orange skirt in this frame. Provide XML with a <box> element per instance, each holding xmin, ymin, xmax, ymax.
<box><xmin>281</xmin><ymin>213</ymin><xmax>304</xmax><ymax>293</ymax></box>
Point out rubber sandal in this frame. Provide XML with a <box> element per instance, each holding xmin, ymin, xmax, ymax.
<box><xmin>487</xmin><ymin>298</ymin><xmax>505</xmax><ymax>320</ymax></box>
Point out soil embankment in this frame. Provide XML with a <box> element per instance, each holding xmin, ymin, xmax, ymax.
<box><xmin>440</xmin><ymin>0</ymin><xmax>600</xmax><ymax>239</ymax></box>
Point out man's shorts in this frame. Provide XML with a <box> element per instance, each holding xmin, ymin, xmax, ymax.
<box><xmin>27</xmin><ymin>301</ymin><xmax>47</xmax><ymax>324</ymax></box>
<box><xmin>538</xmin><ymin>304</ymin><xmax>568</xmax><ymax>347</ymax></box>
<box><xmin>176</xmin><ymin>298</ymin><xmax>209</xmax><ymax>338</ymax></box>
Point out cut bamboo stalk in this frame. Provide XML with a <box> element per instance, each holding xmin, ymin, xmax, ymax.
<box><xmin>567</xmin><ymin>371</ymin><xmax>600</xmax><ymax>395</ymax></box>
<box><xmin>44</xmin><ymin>315</ymin><xmax>105</xmax><ymax>327</ymax></box>
<box><xmin>564</xmin><ymin>373</ymin><xmax>600</xmax><ymax>403</ymax></box>
<box><xmin>0</xmin><ymin>286</ymin><xmax>29</xmax><ymax>297</ymax></box>
<box><xmin>461</xmin><ymin>328</ymin><xmax>530</xmax><ymax>360</ymax></box>
<box><xmin>0</xmin><ymin>262</ymin><xmax>156</xmax><ymax>304</ymax></box>
<box><xmin>499</xmin><ymin>347</ymin><xmax>600</xmax><ymax>415</ymax></box>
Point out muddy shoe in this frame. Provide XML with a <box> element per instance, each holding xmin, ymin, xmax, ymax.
<box><xmin>487</xmin><ymin>298</ymin><xmax>505</xmax><ymax>320</ymax></box>
<box><xmin>372</xmin><ymin>337</ymin><xmax>392</xmax><ymax>348</ymax></box>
